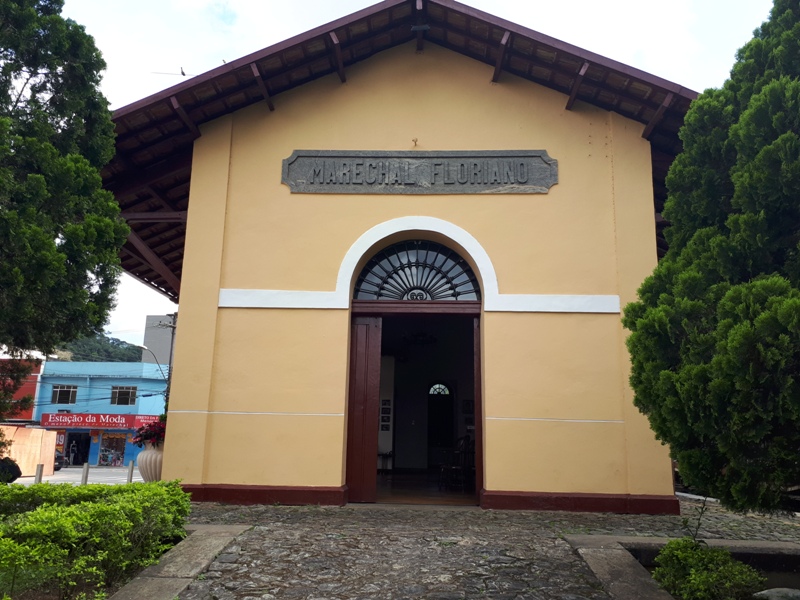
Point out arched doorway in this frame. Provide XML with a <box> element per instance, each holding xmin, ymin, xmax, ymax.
<box><xmin>346</xmin><ymin>240</ymin><xmax>483</xmax><ymax>505</ymax></box>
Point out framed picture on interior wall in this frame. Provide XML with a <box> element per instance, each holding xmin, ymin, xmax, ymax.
<box><xmin>381</xmin><ymin>416</ymin><xmax>390</xmax><ymax>423</ymax></box>
<box><xmin>381</xmin><ymin>399</ymin><xmax>391</xmax><ymax>407</ymax></box>
<box><xmin>462</xmin><ymin>399</ymin><xmax>474</xmax><ymax>414</ymax></box>
<box><xmin>380</xmin><ymin>424</ymin><xmax>390</xmax><ymax>431</ymax></box>
<box><xmin>381</xmin><ymin>408</ymin><xmax>391</xmax><ymax>415</ymax></box>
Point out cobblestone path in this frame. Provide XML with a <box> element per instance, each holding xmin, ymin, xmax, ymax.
<box><xmin>180</xmin><ymin>499</ymin><xmax>800</xmax><ymax>600</ymax></box>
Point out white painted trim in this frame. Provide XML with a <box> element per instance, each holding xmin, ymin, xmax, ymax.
<box><xmin>335</xmin><ymin>216</ymin><xmax>501</xmax><ymax>301</ymax></box>
<box><xmin>485</xmin><ymin>294</ymin><xmax>621</xmax><ymax>313</ymax></box>
<box><xmin>217</xmin><ymin>289</ymin><xmax>620</xmax><ymax>313</ymax></box>
<box><xmin>170</xmin><ymin>410</ymin><xmax>344</xmax><ymax>417</ymax></box>
<box><xmin>486</xmin><ymin>417</ymin><xmax>624</xmax><ymax>423</ymax></box>
<box><xmin>217</xmin><ymin>216</ymin><xmax>621</xmax><ymax>314</ymax></box>
<box><xmin>219</xmin><ymin>289</ymin><xmax>344</xmax><ymax>309</ymax></box>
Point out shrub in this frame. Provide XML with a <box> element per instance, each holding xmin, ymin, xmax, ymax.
<box><xmin>653</xmin><ymin>537</ymin><xmax>766</xmax><ymax>600</ymax></box>
<box><xmin>0</xmin><ymin>458</ymin><xmax>21</xmax><ymax>484</ymax></box>
<box><xmin>0</xmin><ymin>481</ymin><xmax>190</xmax><ymax>599</ymax></box>
<box><xmin>0</xmin><ymin>480</ymin><xmax>188</xmax><ymax>520</ymax></box>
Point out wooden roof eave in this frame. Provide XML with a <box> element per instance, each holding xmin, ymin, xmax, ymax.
<box><xmin>105</xmin><ymin>0</ymin><xmax>699</xmax><ymax>302</ymax></box>
<box><xmin>111</xmin><ymin>0</ymin><xmax>409</xmax><ymax>122</ymax></box>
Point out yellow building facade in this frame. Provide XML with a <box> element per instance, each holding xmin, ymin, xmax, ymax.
<box><xmin>107</xmin><ymin>1</ymin><xmax>696</xmax><ymax>513</ymax></box>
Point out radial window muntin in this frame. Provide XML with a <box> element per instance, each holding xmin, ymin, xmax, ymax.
<box><xmin>354</xmin><ymin>240</ymin><xmax>481</xmax><ymax>301</ymax></box>
<box><xmin>429</xmin><ymin>383</ymin><xmax>450</xmax><ymax>395</ymax></box>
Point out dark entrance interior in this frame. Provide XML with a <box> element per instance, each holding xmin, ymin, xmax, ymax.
<box><xmin>346</xmin><ymin>238</ymin><xmax>483</xmax><ymax>505</ymax></box>
<box><xmin>375</xmin><ymin>314</ymin><xmax>476</xmax><ymax>505</ymax></box>
<box><xmin>66</xmin><ymin>432</ymin><xmax>91</xmax><ymax>466</ymax></box>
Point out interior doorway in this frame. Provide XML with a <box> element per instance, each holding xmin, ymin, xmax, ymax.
<box><xmin>346</xmin><ymin>312</ymin><xmax>480</xmax><ymax>505</ymax></box>
<box><xmin>66</xmin><ymin>432</ymin><xmax>91</xmax><ymax>466</ymax></box>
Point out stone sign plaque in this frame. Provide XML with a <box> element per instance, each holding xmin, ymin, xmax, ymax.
<box><xmin>281</xmin><ymin>150</ymin><xmax>557</xmax><ymax>194</ymax></box>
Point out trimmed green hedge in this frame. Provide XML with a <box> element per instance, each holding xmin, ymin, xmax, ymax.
<box><xmin>0</xmin><ymin>481</ymin><xmax>190</xmax><ymax>599</ymax></box>
<box><xmin>653</xmin><ymin>537</ymin><xmax>766</xmax><ymax>600</ymax></box>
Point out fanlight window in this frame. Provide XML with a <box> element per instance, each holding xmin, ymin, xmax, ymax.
<box><xmin>354</xmin><ymin>240</ymin><xmax>481</xmax><ymax>301</ymax></box>
<box><xmin>429</xmin><ymin>383</ymin><xmax>450</xmax><ymax>395</ymax></box>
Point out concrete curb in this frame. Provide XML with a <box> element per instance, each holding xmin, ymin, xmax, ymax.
<box><xmin>565</xmin><ymin>535</ymin><xmax>672</xmax><ymax>600</ymax></box>
<box><xmin>565</xmin><ymin>535</ymin><xmax>800</xmax><ymax>600</ymax></box>
<box><xmin>111</xmin><ymin>524</ymin><xmax>250</xmax><ymax>600</ymax></box>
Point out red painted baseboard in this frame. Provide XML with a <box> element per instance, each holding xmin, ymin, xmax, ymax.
<box><xmin>182</xmin><ymin>484</ymin><xmax>347</xmax><ymax>506</ymax></box>
<box><xmin>183</xmin><ymin>484</ymin><xmax>679</xmax><ymax>515</ymax></box>
<box><xmin>480</xmin><ymin>490</ymin><xmax>680</xmax><ymax>515</ymax></box>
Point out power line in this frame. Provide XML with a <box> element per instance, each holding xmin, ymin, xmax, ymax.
<box><xmin>52</xmin><ymin>352</ymin><xmax>169</xmax><ymax>365</ymax></box>
<box><xmin>31</xmin><ymin>391</ymin><xmax>166</xmax><ymax>408</ymax></box>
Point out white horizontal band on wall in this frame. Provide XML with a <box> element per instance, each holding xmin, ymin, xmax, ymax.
<box><xmin>171</xmin><ymin>411</ymin><xmax>622</xmax><ymax>422</ymax></box>
<box><xmin>170</xmin><ymin>410</ymin><xmax>344</xmax><ymax>417</ymax></box>
<box><xmin>486</xmin><ymin>417</ymin><xmax>624</xmax><ymax>423</ymax></box>
<box><xmin>218</xmin><ymin>216</ymin><xmax>621</xmax><ymax>314</ymax></box>
<box><xmin>219</xmin><ymin>289</ymin><xmax>343</xmax><ymax>309</ymax></box>
<box><xmin>218</xmin><ymin>288</ymin><xmax>621</xmax><ymax>313</ymax></box>
<box><xmin>484</xmin><ymin>294</ymin><xmax>620</xmax><ymax>313</ymax></box>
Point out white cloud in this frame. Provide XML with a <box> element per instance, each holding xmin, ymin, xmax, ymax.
<box><xmin>104</xmin><ymin>274</ymin><xmax>177</xmax><ymax>346</ymax></box>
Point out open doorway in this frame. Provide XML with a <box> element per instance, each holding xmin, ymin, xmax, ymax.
<box><xmin>66</xmin><ymin>432</ymin><xmax>91</xmax><ymax>466</ymax></box>
<box><xmin>347</xmin><ymin>313</ymin><xmax>478</xmax><ymax>505</ymax></box>
<box><xmin>345</xmin><ymin>238</ymin><xmax>483</xmax><ymax>505</ymax></box>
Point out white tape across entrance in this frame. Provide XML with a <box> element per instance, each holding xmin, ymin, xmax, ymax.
<box><xmin>218</xmin><ymin>216</ymin><xmax>621</xmax><ymax>314</ymax></box>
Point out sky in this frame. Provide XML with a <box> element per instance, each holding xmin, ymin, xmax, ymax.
<box><xmin>60</xmin><ymin>0</ymin><xmax>775</xmax><ymax>345</ymax></box>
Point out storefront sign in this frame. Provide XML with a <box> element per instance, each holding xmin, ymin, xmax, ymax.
<box><xmin>282</xmin><ymin>150</ymin><xmax>558</xmax><ymax>194</ymax></box>
<box><xmin>55</xmin><ymin>430</ymin><xmax>65</xmax><ymax>453</ymax></box>
<box><xmin>41</xmin><ymin>413</ymin><xmax>160</xmax><ymax>429</ymax></box>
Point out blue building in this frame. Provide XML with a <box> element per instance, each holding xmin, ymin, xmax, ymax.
<box><xmin>36</xmin><ymin>362</ymin><xmax>168</xmax><ymax>467</ymax></box>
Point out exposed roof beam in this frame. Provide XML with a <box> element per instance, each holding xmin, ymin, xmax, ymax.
<box><xmin>651</xmin><ymin>148</ymin><xmax>675</xmax><ymax>170</ymax></box>
<box><xmin>329</xmin><ymin>32</ymin><xmax>346</xmax><ymax>83</ymax></box>
<box><xmin>123</xmin><ymin>229</ymin><xmax>187</xmax><ymax>274</ymax></box>
<box><xmin>118</xmin><ymin>251</ymin><xmax>178</xmax><ymax>299</ymax></box>
<box><xmin>414</xmin><ymin>0</ymin><xmax>426</xmax><ymax>51</ymax></box>
<box><xmin>565</xmin><ymin>61</ymin><xmax>590</xmax><ymax>111</ymax></box>
<box><xmin>143</xmin><ymin>234</ymin><xmax>188</xmax><ymax>264</ymax></box>
<box><xmin>108</xmin><ymin>153</ymin><xmax>178</xmax><ymax>211</ymax></box>
<box><xmin>642</xmin><ymin>92</ymin><xmax>674</xmax><ymax>140</ymax></box>
<box><xmin>432</xmin><ymin>24</ymin><xmax>683</xmax><ymax>124</ymax></box>
<box><xmin>430</xmin><ymin>0</ymin><xmax>696</xmax><ymax>95</ymax></box>
<box><xmin>107</xmin><ymin>151</ymin><xmax>193</xmax><ymax>198</ymax></box>
<box><xmin>126</xmin><ymin>231</ymin><xmax>181</xmax><ymax>294</ymax></box>
<box><xmin>249</xmin><ymin>63</ymin><xmax>275</xmax><ymax>111</ymax></box>
<box><xmin>122</xmin><ymin>211</ymin><xmax>188</xmax><ymax>223</ymax></box>
<box><xmin>491</xmin><ymin>31</ymin><xmax>510</xmax><ymax>83</ymax></box>
<box><xmin>170</xmin><ymin>96</ymin><xmax>201</xmax><ymax>139</ymax></box>
<box><xmin>143</xmin><ymin>185</ymin><xmax>175</xmax><ymax>211</ymax></box>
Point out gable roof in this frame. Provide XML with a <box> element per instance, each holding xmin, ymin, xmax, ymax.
<box><xmin>104</xmin><ymin>0</ymin><xmax>698</xmax><ymax>301</ymax></box>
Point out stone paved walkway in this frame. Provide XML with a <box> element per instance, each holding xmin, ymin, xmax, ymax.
<box><xmin>180</xmin><ymin>498</ymin><xmax>800</xmax><ymax>600</ymax></box>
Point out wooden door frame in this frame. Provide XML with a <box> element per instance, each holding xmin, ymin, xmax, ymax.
<box><xmin>473</xmin><ymin>316</ymin><xmax>484</xmax><ymax>499</ymax></box>
<box><xmin>345</xmin><ymin>316</ymin><xmax>382</xmax><ymax>502</ymax></box>
<box><xmin>346</xmin><ymin>300</ymin><xmax>484</xmax><ymax>502</ymax></box>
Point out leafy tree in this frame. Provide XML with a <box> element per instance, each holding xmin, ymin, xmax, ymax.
<box><xmin>624</xmin><ymin>0</ymin><xmax>800</xmax><ymax>512</ymax></box>
<box><xmin>59</xmin><ymin>333</ymin><xmax>142</xmax><ymax>363</ymax></box>
<box><xmin>0</xmin><ymin>0</ymin><xmax>128</xmax><ymax>455</ymax></box>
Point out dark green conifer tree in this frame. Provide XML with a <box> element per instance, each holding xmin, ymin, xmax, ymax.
<box><xmin>624</xmin><ymin>0</ymin><xmax>800</xmax><ymax>511</ymax></box>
